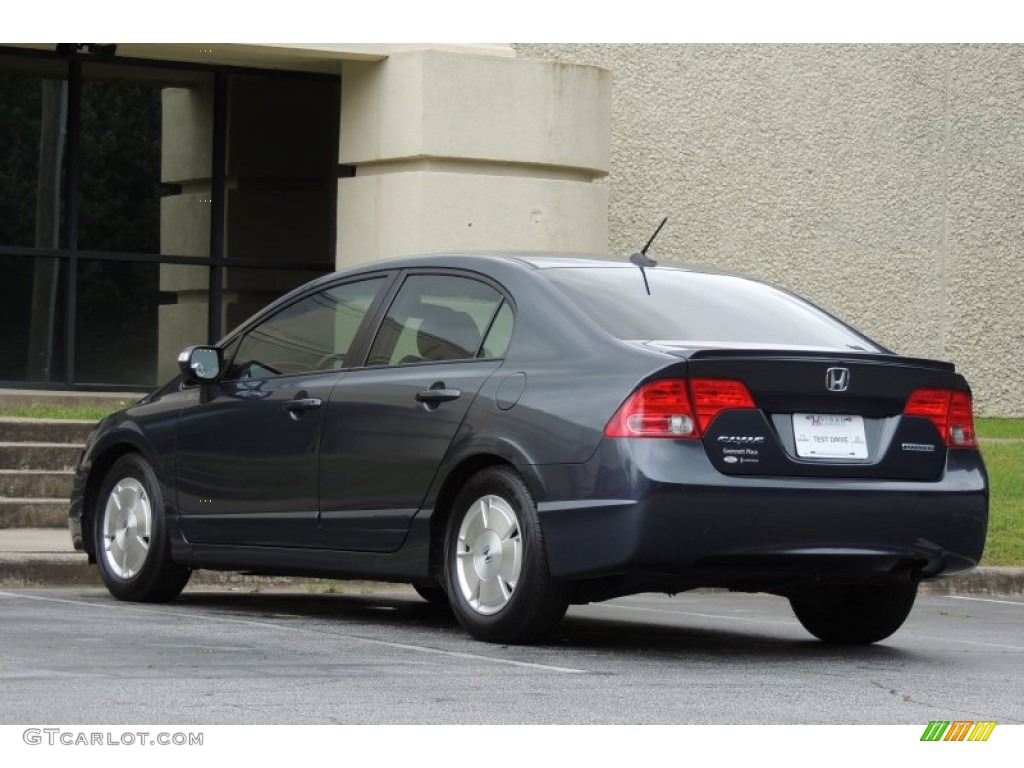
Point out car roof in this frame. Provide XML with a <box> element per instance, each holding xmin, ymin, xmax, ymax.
<box><xmin>219</xmin><ymin>252</ymin><xmax>725</xmax><ymax>346</ymax></box>
<box><xmin>339</xmin><ymin>251</ymin><xmax>706</xmax><ymax>274</ymax></box>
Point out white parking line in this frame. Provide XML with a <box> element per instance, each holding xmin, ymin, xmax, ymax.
<box><xmin>593</xmin><ymin>597</ymin><xmax>1024</xmax><ymax>651</ymax></box>
<box><xmin>944</xmin><ymin>595</ymin><xmax>1024</xmax><ymax>607</ymax></box>
<box><xmin>593</xmin><ymin>601</ymin><xmax>795</xmax><ymax>626</ymax></box>
<box><xmin>0</xmin><ymin>590</ymin><xmax>587</xmax><ymax>675</ymax></box>
<box><xmin>901</xmin><ymin>633</ymin><xmax>1024</xmax><ymax>651</ymax></box>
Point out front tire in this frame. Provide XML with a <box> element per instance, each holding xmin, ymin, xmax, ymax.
<box><xmin>94</xmin><ymin>454</ymin><xmax>191</xmax><ymax>602</ymax></box>
<box><xmin>790</xmin><ymin>583</ymin><xmax>918</xmax><ymax>645</ymax></box>
<box><xmin>412</xmin><ymin>582</ymin><xmax>449</xmax><ymax>605</ymax></box>
<box><xmin>444</xmin><ymin>467</ymin><xmax>570</xmax><ymax>644</ymax></box>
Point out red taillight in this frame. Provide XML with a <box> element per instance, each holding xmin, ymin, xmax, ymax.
<box><xmin>947</xmin><ymin>390</ymin><xmax>978</xmax><ymax>447</ymax></box>
<box><xmin>689</xmin><ymin>379</ymin><xmax>756</xmax><ymax>433</ymax></box>
<box><xmin>604</xmin><ymin>379</ymin><xmax>698</xmax><ymax>438</ymax></box>
<box><xmin>903</xmin><ymin>388</ymin><xmax>978</xmax><ymax>448</ymax></box>
<box><xmin>604</xmin><ymin>378</ymin><xmax>755</xmax><ymax>438</ymax></box>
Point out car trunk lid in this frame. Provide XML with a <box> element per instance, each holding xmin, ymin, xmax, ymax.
<box><xmin>671</xmin><ymin>348</ymin><xmax>967</xmax><ymax>481</ymax></box>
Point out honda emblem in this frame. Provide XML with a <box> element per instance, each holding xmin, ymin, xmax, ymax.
<box><xmin>826</xmin><ymin>367</ymin><xmax>850</xmax><ymax>392</ymax></box>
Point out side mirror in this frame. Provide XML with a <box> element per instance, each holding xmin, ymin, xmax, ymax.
<box><xmin>177</xmin><ymin>345</ymin><xmax>222</xmax><ymax>384</ymax></box>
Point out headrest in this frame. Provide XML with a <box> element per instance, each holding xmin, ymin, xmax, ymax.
<box><xmin>414</xmin><ymin>304</ymin><xmax>482</xmax><ymax>361</ymax></box>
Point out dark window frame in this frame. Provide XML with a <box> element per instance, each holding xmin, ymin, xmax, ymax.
<box><xmin>0</xmin><ymin>46</ymin><xmax>341</xmax><ymax>391</ymax></box>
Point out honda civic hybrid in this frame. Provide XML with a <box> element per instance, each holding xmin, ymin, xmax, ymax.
<box><xmin>69</xmin><ymin>253</ymin><xmax>988</xmax><ymax>645</ymax></box>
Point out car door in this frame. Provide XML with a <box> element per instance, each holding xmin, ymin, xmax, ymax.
<box><xmin>318</xmin><ymin>272</ymin><xmax>512</xmax><ymax>551</ymax></box>
<box><xmin>175</xmin><ymin>275</ymin><xmax>390</xmax><ymax>548</ymax></box>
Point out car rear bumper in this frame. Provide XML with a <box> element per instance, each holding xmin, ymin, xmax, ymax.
<box><xmin>532</xmin><ymin>441</ymin><xmax>988</xmax><ymax>591</ymax></box>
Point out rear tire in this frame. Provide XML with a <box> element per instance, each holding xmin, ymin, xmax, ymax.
<box><xmin>444</xmin><ymin>467</ymin><xmax>570</xmax><ymax>644</ymax></box>
<box><xmin>790</xmin><ymin>583</ymin><xmax>918</xmax><ymax>645</ymax></box>
<box><xmin>94</xmin><ymin>454</ymin><xmax>191</xmax><ymax>602</ymax></box>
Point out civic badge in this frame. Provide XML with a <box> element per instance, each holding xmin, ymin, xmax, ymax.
<box><xmin>825</xmin><ymin>367</ymin><xmax>850</xmax><ymax>392</ymax></box>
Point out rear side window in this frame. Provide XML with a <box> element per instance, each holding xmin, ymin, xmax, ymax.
<box><xmin>481</xmin><ymin>301</ymin><xmax>514</xmax><ymax>358</ymax></box>
<box><xmin>543</xmin><ymin>267</ymin><xmax>881</xmax><ymax>351</ymax></box>
<box><xmin>367</xmin><ymin>275</ymin><xmax>504</xmax><ymax>366</ymax></box>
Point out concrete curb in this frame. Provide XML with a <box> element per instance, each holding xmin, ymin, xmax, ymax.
<box><xmin>917</xmin><ymin>567</ymin><xmax>1024</xmax><ymax>596</ymax></box>
<box><xmin>0</xmin><ymin>554</ymin><xmax>412</xmax><ymax>591</ymax></box>
<box><xmin>1</xmin><ymin>552</ymin><xmax>1021</xmax><ymax>595</ymax></box>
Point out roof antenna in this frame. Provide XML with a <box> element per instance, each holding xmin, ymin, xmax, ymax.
<box><xmin>628</xmin><ymin>217</ymin><xmax>667</xmax><ymax>295</ymax></box>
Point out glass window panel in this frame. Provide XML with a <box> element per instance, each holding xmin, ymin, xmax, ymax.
<box><xmin>220</xmin><ymin>267</ymin><xmax>331</xmax><ymax>338</ymax></box>
<box><xmin>0</xmin><ymin>255</ymin><xmax>66</xmax><ymax>383</ymax></box>
<box><xmin>0</xmin><ymin>57</ymin><xmax>69</xmax><ymax>249</ymax></box>
<box><xmin>0</xmin><ymin>54</ymin><xmax>344</xmax><ymax>390</ymax></box>
<box><xmin>225</xmin><ymin>277</ymin><xmax>384</xmax><ymax>380</ymax></box>
<box><xmin>223</xmin><ymin>73</ymin><xmax>338</xmax><ymax>265</ymax></box>
<box><xmin>481</xmin><ymin>301</ymin><xmax>515</xmax><ymax>359</ymax></box>
<box><xmin>78</xmin><ymin>63</ymin><xmax>213</xmax><ymax>256</ymax></box>
<box><xmin>75</xmin><ymin>260</ymin><xmax>209</xmax><ymax>387</ymax></box>
<box><xmin>368</xmin><ymin>275</ymin><xmax>503</xmax><ymax>366</ymax></box>
<box><xmin>544</xmin><ymin>267</ymin><xmax>883</xmax><ymax>351</ymax></box>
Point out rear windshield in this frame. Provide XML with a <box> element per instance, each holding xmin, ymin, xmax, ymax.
<box><xmin>543</xmin><ymin>267</ymin><xmax>882</xmax><ymax>351</ymax></box>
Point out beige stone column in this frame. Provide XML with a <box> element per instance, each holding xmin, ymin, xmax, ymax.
<box><xmin>337</xmin><ymin>51</ymin><xmax>610</xmax><ymax>267</ymax></box>
<box><xmin>158</xmin><ymin>82</ymin><xmax>214</xmax><ymax>381</ymax></box>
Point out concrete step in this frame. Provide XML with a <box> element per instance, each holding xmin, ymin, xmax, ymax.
<box><xmin>0</xmin><ymin>498</ymin><xmax>68</xmax><ymax>528</ymax></box>
<box><xmin>0</xmin><ymin>443</ymin><xmax>83</xmax><ymax>472</ymax></box>
<box><xmin>0</xmin><ymin>470</ymin><xmax>75</xmax><ymax>498</ymax></box>
<box><xmin>0</xmin><ymin>418</ymin><xmax>96</xmax><ymax>444</ymax></box>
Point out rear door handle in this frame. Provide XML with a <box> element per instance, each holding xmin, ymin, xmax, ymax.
<box><xmin>415</xmin><ymin>388</ymin><xmax>462</xmax><ymax>404</ymax></box>
<box><xmin>283</xmin><ymin>397</ymin><xmax>323</xmax><ymax>413</ymax></box>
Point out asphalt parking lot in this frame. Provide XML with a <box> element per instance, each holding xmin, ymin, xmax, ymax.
<box><xmin>1</xmin><ymin>586</ymin><xmax>1022</xmax><ymax>725</ymax></box>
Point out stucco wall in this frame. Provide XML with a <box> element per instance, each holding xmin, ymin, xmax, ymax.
<box><xmin>515</xmin><ymin>44</ymin><xmax>1023</xmax><ymax>416</ymax></box>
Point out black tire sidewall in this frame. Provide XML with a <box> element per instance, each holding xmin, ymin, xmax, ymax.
<box><xmin>93</xmin><ymin>454</ymin><xmax>188</xmax><ymax>602</ymax></box>
<box><xmin>443</xmin><ymin>467</ymin><xmax>568</xmax><ymax>644</ymax></box>
<box><xmin>412</xmin><ymin>582</ymin><xmax>449</xmax><ymax>606</ymax></box>
<box><xmin>790</xmin><ymin>583</ymin><xmax>918</xmax><ymax>645</ymax></box>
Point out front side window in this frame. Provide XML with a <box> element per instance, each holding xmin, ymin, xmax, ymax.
<box><xmin>367</xmin><ymin>275</ymin><xmax>504</xmax><ymax>366</ymax></box>
<box><xmin>226</xmin><ymin>277</ymin><xmax>384</xmax><ymax>379</ymax></box>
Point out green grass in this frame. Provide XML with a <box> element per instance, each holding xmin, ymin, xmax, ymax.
<box><xmin>975</xmin><ymin>418</ymin><xmax>1024</xmax><ymax>565</ymax></box>
<box><xmin>980</xmin><ymin>441</ymin><xmax>1024</xmax><ymax>565</ymax></box>
<box><xmin>976</xmin><ymin>418</ymin><xmax>1024</xmax><ymax>439</ymax></box>
<box><xmin>0</xmin><ymin>402</ymin><xmax>129</xmax><ymax>421</ymax></box>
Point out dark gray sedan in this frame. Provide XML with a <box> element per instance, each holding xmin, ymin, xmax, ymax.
<box><xmin>69</xmin><ymin>254</ymin><xmax>988</xmax><ymax>645</ymax></box>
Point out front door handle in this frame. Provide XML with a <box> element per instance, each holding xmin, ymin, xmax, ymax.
<box><xmin>283</xmin><ymin>397</ymin><xmax>323</xmax><ymax>413</ymax></box>
<box><xmin>415</xmin><ymin>388</ymin><xmax>462</xmax><ymax>404</ymax></box>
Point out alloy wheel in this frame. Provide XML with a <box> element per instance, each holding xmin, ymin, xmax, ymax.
<box><xmin>454</xmin><ymin>494</ymin><xmax>523</xmax><ymax>615</ymax></box>
<box><xmin>101</xmin><ymin>478</ymin><xmax>153</xmax><ymax>579</ymax></box>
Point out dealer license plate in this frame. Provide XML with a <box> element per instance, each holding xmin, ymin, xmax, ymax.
<box><xmin>792</xmin><ymin>413</ymin><xmax>868</xmax><ymax>459</ymax></box>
